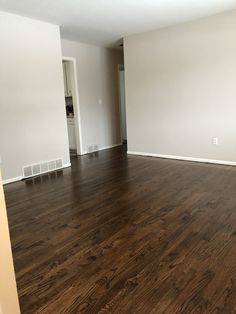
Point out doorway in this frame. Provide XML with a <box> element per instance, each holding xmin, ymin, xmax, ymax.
<box><xmin>62</xmin><ymin>57</ymin><xmax>83</xmax><ymax>157</ymax></box>
<box><xmin>118</xmin><ymin>64</ymin><xmax>127</xmax><ymax>144</ymax></box>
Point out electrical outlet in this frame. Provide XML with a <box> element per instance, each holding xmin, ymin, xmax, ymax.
<box><xmin>212</xmin><ymin>137</ymin><xmax>219</xmax><ymax>145</ymax></box>
<box><xmin>98</xmin><ymin>99</ymin><xmax>102</xmax><ymax>105</ymax></box>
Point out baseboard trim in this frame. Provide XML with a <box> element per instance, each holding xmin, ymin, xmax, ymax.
<box><xmin>3</xmin><ymin>163</ymin><xmax>72</xmax><ymax>185</ymax></box>
<box><xmin>63</xmin><ymin>163</ymin><xmax>72</xmax><ymax>168</ymax></box>
<box><xmin>127</xmin><ymin>151</ymin><xmax>236</xmax><ymax>167</ymax></box>
<box><xmin>3</xmin><ymin>176</ymin><xmax>23</xmax><ymax>185</ymax></box>
<box><xmin>99</xmin><ymin>143</ymin><xmax>123</xmax><ymax>151</ymax></box>
<box><xmin>83</xmin><ymin>143</ymin><xmax>122</xmax><ymax>155</ymax></box>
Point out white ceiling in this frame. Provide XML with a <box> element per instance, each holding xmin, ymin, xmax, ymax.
<box><xmin>0</xmin><ymin>0</ymin><xmax>236</xmax><ymax>47</ymax></box>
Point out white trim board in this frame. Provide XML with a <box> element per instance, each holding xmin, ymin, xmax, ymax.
<box><xmin>3</xmin><ymin>163</ymin><xmax>71</xmax><ymax>185</ymax></box>
<box><xmin>99</xmin><ymin>143</ymin><xmax>123</xmax><ymax>151</ymax></box>
<box><xmin>83</xmin><ymin>143</ymin><xmax>122</xmax><ymax>155</ymax></box>
<box><xmin>3</xmin><ymin>176</ymin><xmax>23</xmax><ymax>185</ymax></box>
<box><xmin>127</xmin><ymin>151</ymin><xmax>236</xmax><ymax>167</ymax></box>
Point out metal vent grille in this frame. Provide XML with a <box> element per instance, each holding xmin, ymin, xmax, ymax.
<box><xmin>48</xmin><ymin>161</ymin><xmax>56</xmax><ymax>171</ymax></box>
<box><xmin>32</xmin><ymin>164</ymin><xmax>40</xmax><ymax>175</ymax></box>
<box><xmin>24</xmin><ymin>166</ymin><xmax>33</xmax><ymax>178</ymax></box>
<box><xmin>41</xmin><ymin>162</ymin><xmax>48</xmax><ymax>173</ymax></box>
<box><xmin>56</xmin><ymin>159</ymin><xmax>63</xmax><ymax>168</ymax></box>
<box><xmin>22</xmin><ymin>158</ymin><xmax>63</xmax><ymax>179</ymax></box>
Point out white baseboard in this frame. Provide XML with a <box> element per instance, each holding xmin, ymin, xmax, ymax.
<box><xmin>3</xmin><ymin>176</ymin><xmax>23</xmax><ymax>185</ymax></box>
<box><xmin>3</xmin><ymin>163</ymin><xmax>72</xmax><ymax>185</ymax></box>
<box><xmin>83</xmin><ymin>143</ymin><xmax>122</xmax><ymax>155</ymax></box>
<box><xmin>63</xmin><ymin>163</ymin><xmax>72</xmax><ymax>168</ymax></box>
<box><xmin>99</xmin><ymin>143</ymin><xmax>123</xmax><ymax>151</ymax></box>
<box><xmin>127</xmin><ymin>151</ymin><xmax>236</xmax><ymax>167</ymax></box>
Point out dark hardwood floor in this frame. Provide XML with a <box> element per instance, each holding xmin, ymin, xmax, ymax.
<box><xmin>4</xmin><ymin>145</ymin><xmax>236</xmax><ymax>313</ymax></box>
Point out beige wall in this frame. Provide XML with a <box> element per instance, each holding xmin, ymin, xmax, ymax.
<box><xmin>0</xmin><ymin>171</ymin><xmax>20</xmax><ymax>314</ymax></box>
<box><xmin>0</xmin><ymin>11</ymin><xmax>70</xmax><ymax>183</ymax></box>
<box><xmin>61</xmin><ymin>39</ymin><xmax>124</xmax><ymax>153</ymax></box>
<box><xmin>124</xmin><ymin>10</ymin><xmax>236</xmax><ymax>163</ymax></box>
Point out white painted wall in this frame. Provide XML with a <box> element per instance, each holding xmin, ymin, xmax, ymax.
<box><xmin>0</xmin><ymin>11</ymin><xmax>70</xmax><ymax>182</ymax></box>
<box><xmin>61</xmin><ymin>39</ymin><xmax>124</xmax><ymax>153</ymax></box>
<box><xmin>124</xmin><ymin>10</ymin><xmax>236</xmax><ymax>164</ymax></box>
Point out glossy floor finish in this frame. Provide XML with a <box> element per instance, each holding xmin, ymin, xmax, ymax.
<box><xmin>4</xmin><ymin>145</ymin><xmax>236</xmax><ymax>313</ymax></box>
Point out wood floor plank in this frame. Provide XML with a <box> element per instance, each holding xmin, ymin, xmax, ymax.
<box><xmin>4</xmin><ymin>145</ymin><xmax>236</xmax><ymax>313</ymax></box>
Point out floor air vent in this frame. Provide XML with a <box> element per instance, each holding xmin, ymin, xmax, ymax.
<box><xmin>22</xmin><ymin>158</ymin><xmax>63</xmax><ymax>179</ymax></box>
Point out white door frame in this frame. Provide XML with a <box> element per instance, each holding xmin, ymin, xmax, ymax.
<box><xmin>62</xmin><ymin>56</ymin><xmax>83</xmax><ymax>155</ymax></box>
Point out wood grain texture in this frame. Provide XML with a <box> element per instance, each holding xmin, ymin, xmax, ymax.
<box><xmin>4</xmin><ymin>145</ymin><xmax>236</xmax><ymax>313</ymax></box>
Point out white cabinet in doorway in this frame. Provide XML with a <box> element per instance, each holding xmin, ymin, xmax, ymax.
<box><xmin>63</xmin><ymin>62</ymin><xmax>72</xmax><ymax>97</ymax></box>
<box><xmin>67</xmin><ymin>117</ymin><xmax>77</xmax><ymax>150</ymax></box>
